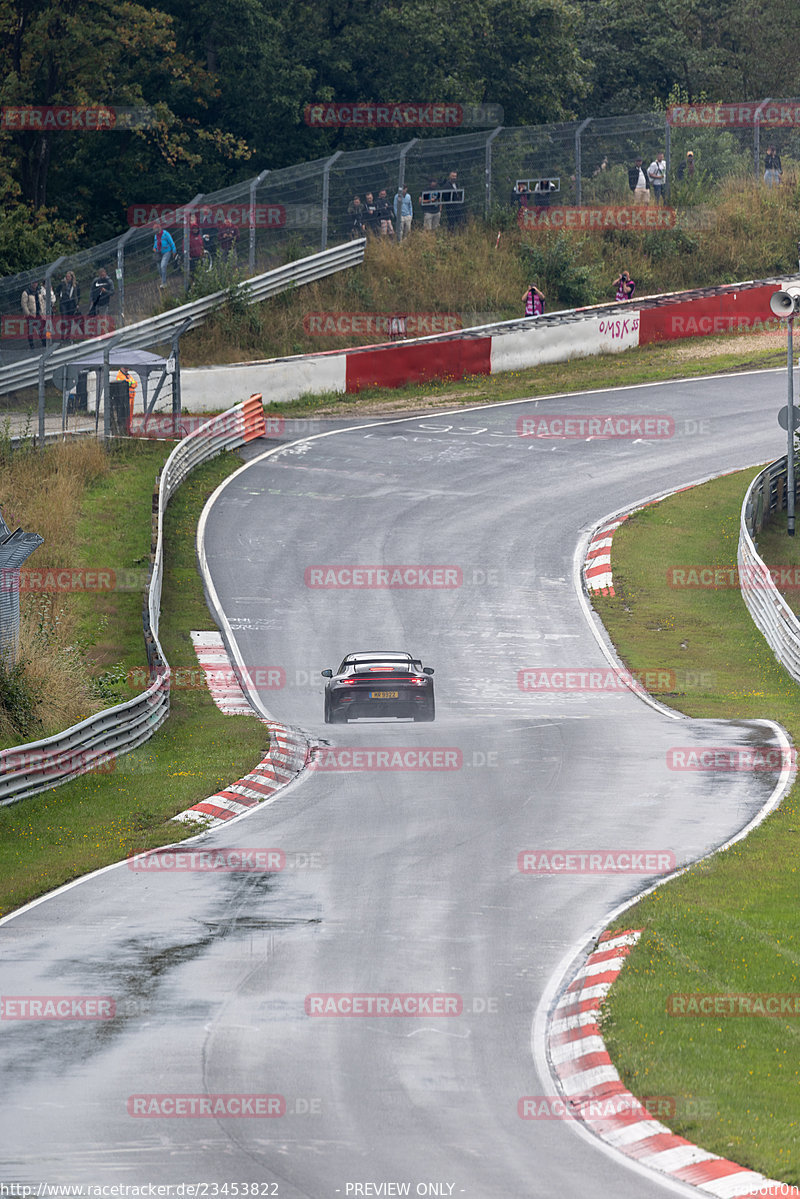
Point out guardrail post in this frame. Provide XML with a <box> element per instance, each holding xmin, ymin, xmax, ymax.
<box><xmin>249</xmin><ymin>170</ymin><xmax>270</xmax><ymax>274</ymax></box>
<box><xmin>484</xmin><ymin>127</ymin><xmax>503</xmax><ymax>218</ymax></box>
<box><xmin>37</xmin><ymin>342</ymin><xmax>59</xmax><ymax>448</ymax></box>
<box><xmin>574</xmin><ymin>118</ymin><xmax>592</xmax><ymax>206</ymax></box>
<box><xmin>664</xmin><ymin>119</ymin><xmax>671</xmax><ymax>201</ymax></box>
<box><xmin>321</xmin><ymin>151</ymin><xmax>343</xmax><ymax>250</ymax></box>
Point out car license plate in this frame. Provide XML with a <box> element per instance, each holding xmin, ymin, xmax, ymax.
<box><xmin>369</xmin><ymin>691</ymin><xmax>399</xmax><ymax>699</ymax></box>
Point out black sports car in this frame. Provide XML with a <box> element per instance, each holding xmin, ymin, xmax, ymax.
<box><xmin>322</xmin><ymin>650</ymin><xmax>435</xmax><ymax>723</ymax></box>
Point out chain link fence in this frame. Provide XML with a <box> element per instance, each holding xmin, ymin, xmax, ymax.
<box><xmin>1</xmin><ymin>103</ymin><xmax>797</xmax><ymax>386</ymax></box>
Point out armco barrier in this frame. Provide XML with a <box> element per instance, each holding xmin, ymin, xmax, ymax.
<box><xmin>0</xmin><ymin>394</ymin><xmax>266</xmax><ymax>806</ymax></box>
<box><xmin>180</xmin><ymin>274</ymin><xmax>798</xmax><ymax>411</ymax></box>
<box><xmin>739</xmin><ymin>455</ymin><xmax>800</xmax><ymax>682</ymax></box>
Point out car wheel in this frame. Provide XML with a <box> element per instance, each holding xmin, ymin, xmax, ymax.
<box><xmin>324</xmin><ymin>695</ymin><xmax>332</xmax><ymax>723</ymax></box>
<box><xmin>331</xmin><ymin>709</ymin><xmax>348</xmax><ymax>724</ymax></box>
<box><xmin>414</xmin><ymin>700</ymin><xmax>435</xmax><ymax>722</ymax></box>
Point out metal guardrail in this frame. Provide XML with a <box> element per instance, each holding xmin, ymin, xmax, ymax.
<box><xmin>738</xmin><ymin>455</ymin><xmax>800</xmax><ymax>682</ymax></box>
<box><xmin>0</xmin><ymin>395</ymin><xmax>266</xmax><ymax>805</ymax></box>
<box><xmin>0</xmin><ymin>240</ymin><xmax>365</xmax><ymax>397</ymax></box>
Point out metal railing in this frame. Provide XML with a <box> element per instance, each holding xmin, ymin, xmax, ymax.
<box><xmin>0</xmin><ymin>240</ymin><xmax>365</xmax><ymax>398</ymax></box>
<box><xmin>739</xmin><ymin>455</ymin><xmax>800</xmax><ymax>681</ymax></box>
<box><xmin>0</xmin><ymin>395</ymin><xmax>266</xmax><ymax>805</ymax></box>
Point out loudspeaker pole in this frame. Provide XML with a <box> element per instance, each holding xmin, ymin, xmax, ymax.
<box><xmin>788</xmin><ymin>312</ymin><xmax>795</xmax><ymax>536</ymax></box>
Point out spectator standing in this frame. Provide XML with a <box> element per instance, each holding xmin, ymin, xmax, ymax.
<box><xmin>376</xmin><ymin>189</ymin><xmax>395</xmax><ymax>237</ymax></box>
<box><xmin>511</xmin><ymin>182</ymin><xmax>531</xmax><ymax>210</ymax></box>
<box><xmin>198</xmin><ymin>207</ymin><xmax>218</xmax><ymax>259</ymax></box>
<box><xmin>21</xmin><ymin>280</ymin><xmax>53</xmax><ymax>349</ymax></box>
<box><xmin>647</xmin><ymin>151</ymin><xmax>667</xmax><ymax>203</ymax></box>
<box><xmin>347</xmin><ymin>196</ymin><xmax>366</xmax><ymax>239</ymax></box>
<box><xmin>152</xmin><ymin>221</ymin><xmax>176</xmax><ymax>287</ymax></box>
<box><xmin>89</xmin><ymin>267</ymin><xmax>115</xmax><ymax>315</ymax></box>
<box><xmin>677</xmin><ymin>150</ymin><xmax>695</xmax><ymax>182</ymax></box>
<box><xmin>218</xmin><ymin>217</ymin><xmax>239</xmax><ymax>261</ymax></box>
<box><xmin>57</xmin><ymin>270</ymin><xmax>80</xmax><ymax>316</ymax></box>
<box><xmin>115</xmin><ymin>367</ymin><xmax>138</xmax><ymax>422</ymax></box>
<box><xmin>420</xmin><ymin>180</ymin><xmax>441</xmax><ymax>230</ymax></box>
<box><xmin>613</xmin><ymin>271</ymin><xmax>636</xmax><ymax>301</ymax></box>
<box><xmin>188</xmin><ymin>222</ymin><xmax>205</xmax><ymax>274</ymax></box>
<box><xmin>628</xmin><ymin>157</ymin><xmax>650</xmax><ymax>205</ymax></box>
<box><xmin>441</xmin><ymin>170</ymin><xmax>465</xmax><ymax>229</ymax></box>
<box><xmin>764</xmin><ymin>146</ymin><xmax>782</xmax><ymax>187</ymax></box>
<box><xmin>522</xmin><ymin>284</ymin><xmax>545</xmax><ymax>317</ymax></box>
<box><xmin>394</xmin><ymin>185</ymin><xmax>413</xmax><ymax>240</ymax></box>
<box><xmin>363</xmin><ymin>192</ymin><xmax>380</xmax><ymax>237</ymax></box>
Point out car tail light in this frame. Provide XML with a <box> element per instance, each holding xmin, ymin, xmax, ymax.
<box><xmin>410</xmin><ymin>678</ymin><xmax>425</xmax><ymax>686</ymax></box>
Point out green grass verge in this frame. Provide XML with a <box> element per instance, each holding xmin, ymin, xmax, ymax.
<box><xmin>592</xmin><ymin>472</ymin><xmax>800</xmax><ymax>1183</ymax></box>
<box><xmin>262</xmin><ymin>332</ymin><xmax>785</xmax><ymax>419</ymax></box>
<box><xmin>0</xmin><ymin>446</ymin><xmax>270</xmax><ymax>919</ymax></box>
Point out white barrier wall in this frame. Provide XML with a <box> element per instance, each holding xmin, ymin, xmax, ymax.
<box><xmin>489</xmin><ymin>312</ymin><xmax>641</xmax><ymax>374</ymax></box>
<box><xmin>181</xmin><ymin>352</ymin><xmax>348</xmax><ymax>411</ymax></box>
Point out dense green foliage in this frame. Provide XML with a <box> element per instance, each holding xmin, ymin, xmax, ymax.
<box><xmin>1</xmin><ymin>0</ymin><xmax>800</xmax><ymax>270</ymax></box>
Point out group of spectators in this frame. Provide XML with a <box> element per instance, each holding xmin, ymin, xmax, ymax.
<box><xmin>346</xmin><ymin>171</ymin><xmax>466</xmax><ymax>241</ymax></box>
<box><xmin>20</xmin><ymin>268</ymin><xmax>114</xmax><ymax>349</ymax></box>
<box><xmin>152</xmin><ymin>213</ymin><xmax>239</xmax><ymax>287</ymax></box>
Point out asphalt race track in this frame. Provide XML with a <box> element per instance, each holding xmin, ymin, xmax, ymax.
<box><xmin>0</xmin><ymin>369</ymin><xmax>794</xmax><ymax>1198</ymax></box>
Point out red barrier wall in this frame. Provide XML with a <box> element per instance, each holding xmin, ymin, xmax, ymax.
<box><xmin>638</xmin><ymin>285</ymin><xmax>778</xmax><ymax>344</ymax></box>
<box><xmin>345</xmin><ymin>335</ymin><xmax>492</xmax><ymax>393</ymax></box>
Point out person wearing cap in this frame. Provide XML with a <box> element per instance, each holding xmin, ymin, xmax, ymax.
<box><xmin>677</xmin><ymin>150</ymin><xmax>695</xmax><ymax>181</ymax></box>
<box><xmin>420</xmin><ymin>179</ymin><xmax>441</xmax><ymax>230</ymax></box>
<box><xmin>628</xmin><ymin>156</ymin><xmax>650</xmax><ymax>204</ymax></box>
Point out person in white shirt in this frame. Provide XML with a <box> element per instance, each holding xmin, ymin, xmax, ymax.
<box><xmin>628</xmin><ymin>157</ymin><xmax>650</xmax><ymax>205</ymax></box>
<box><xmin>648</xmin><ymin>152</ymin><xmax>667</xmax><ymax>204</ymax></box>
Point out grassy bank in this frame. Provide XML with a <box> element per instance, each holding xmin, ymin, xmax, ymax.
<box><xmin>181</xmin><ymin>175</ymin><xmax>800</xmax><ymax>367</ymax></box>
<box><xmin>0</xmin><ymin>444</ymin><xmax>269</xmax><ymax>918</ymax></box>
<box><xmin>592</xmin><ymin>475</ymin><xmax>800</xmax><ymax>1184</ymax></box>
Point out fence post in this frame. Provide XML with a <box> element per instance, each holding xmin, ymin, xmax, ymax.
<box><xmin>397</xmin><ymin>140</ymin><xmax>418</xmax><ymax>241</ymax></box>
<box><xmin>44</xmin><ymin>256</ymin><xmax>66</xmax><ymax>350</ymax></box>
<box><xmin>249</xmin><ymin>170</ymin><xmax>270</xmax><ymax>273</ymax></box>
<box><xmin>664</xmin><ymin>118</ymin><xmax>671</xmax><ymax>201</ymax></box>
<box><xmin>117</xmin><ymin>228</ymin><xmax>136</xmax><ymax>326</ymax></box>
<box><xmin>0</xmin><ymin>519</ymin><xmax>44</xmax><ymax>667</ymax></box>
<box><xmin>754</xmin><ymin>98</ymin><xmax>770</xmax><ymax>180</ymax></box>
<box><xmin>575</xmin><ymin>118</ymin><xmax>592</xmax><ymax>206</ymax></box>
<box><xmin>485</xmin><ymin>127</ymin><xmax>503</xmax><ymax>218</ymax></box>
<box><xmin>321</xmin><ymin>151</ymin><xmax>343</xmax><ymax>250</ymax></box>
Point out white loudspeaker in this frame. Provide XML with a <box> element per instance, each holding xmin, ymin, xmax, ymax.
<box><xmin>770</xmin><ymin>285</ymin><xmax>800</xmax><ymax>316</ymax></box>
